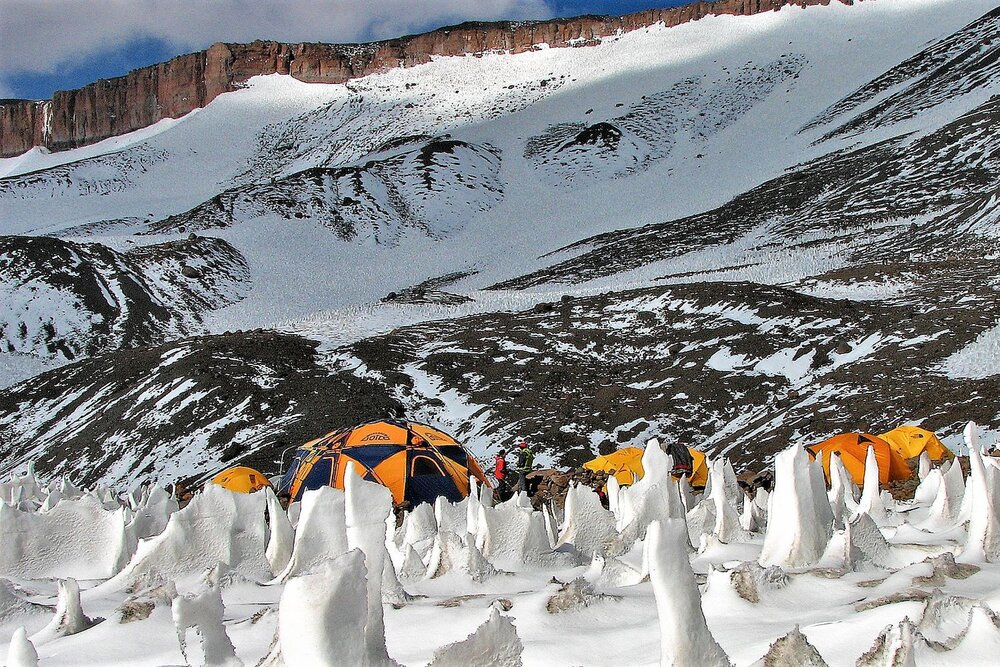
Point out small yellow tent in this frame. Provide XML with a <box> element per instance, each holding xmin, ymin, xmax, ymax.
<box><xmin>584</xmin><ymin>447</ymin><xmax>644</xmax><ymax>486</ymax></box>
<box><xmin>878</xmin><ymin>426</ymin><xmax>953</xmax><ymax>462</ymax></box>
<box><xmin>583</xmin><ymin>446</ymin><xmax>709</xmax><ymax>488</ymax></box>
<box><xmin>211</xmin><ymin>466</ymin><xmax>273</xmax><ymax>494</ymax></box>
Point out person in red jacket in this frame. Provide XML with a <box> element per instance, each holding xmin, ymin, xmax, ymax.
<box><xmin>493</xmin><ymin>449</ymin><xmax>510</xmax><ymax>500</ymax></box>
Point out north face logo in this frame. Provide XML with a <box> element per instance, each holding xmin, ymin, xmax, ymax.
<box><xmin>361</xmin><ymin>432</ymin><xmax>390</xmax><ymax>442</ymax></box>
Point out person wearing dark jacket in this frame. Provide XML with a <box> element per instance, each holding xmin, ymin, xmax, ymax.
<box><xmin>515</xmin><ymin>441</ymin><xmax>534</xmax><ymax>494</ymax></box>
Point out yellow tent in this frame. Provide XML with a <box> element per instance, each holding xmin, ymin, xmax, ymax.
<box><xmin>584</xmin><ymin>447</ymin><xmax>644</xmax><ymax>486</ymax></box>
<box><xmin>211</xmin><ymin>466</ymin><xmax>273</xmax><ymax>494</ymax></box>
<box><xmin>689</xmin><ymin>448</ymin><xmax>708</xmax><ymax>488</ymax></box>
<box><xmin>878</xmin><ymin>426</ymin><xmax>953</xmax><ymax>462</ymax></box>
<box><xmin>583</xmin><ymin>446</ymin><xmax>709</xmax><ymax>488</ymax></box>
<box><xmin>807</xmin><ymin>433</ymin><xmax>912</xmax><ymax>487</ymax></box>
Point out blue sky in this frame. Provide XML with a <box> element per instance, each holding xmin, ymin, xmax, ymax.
<box><xmin>0</xmin><ymin>0</ymin><xmax>694</xmax><ymax>100</ymax></box>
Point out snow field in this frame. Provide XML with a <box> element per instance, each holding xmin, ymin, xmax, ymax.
<box><xmin>2</xmin><ymin>0</ymin><xmax>997</xmax><ymax>348</ymax></box>
<box><xmin>3</xmin><ymin>423</ymin><xmax>1000</xmax><ymax>665</ymax></box>
<box><xmin>941</xmin><ymin>322</ymin><xmax>1000</xmax><ymax>380</ymax></box>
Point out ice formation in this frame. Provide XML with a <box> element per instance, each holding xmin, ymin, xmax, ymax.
<box><xmin>477</xmin><ymin>500</ymin><xmax>566</xmax><ymax>568</ymax></box>
<box><xmin>400</xmin><ymin>501</ymin><xmax>438</xmax><ymax>558</ymax></box>
<box><xmin>107</xmin><ymin>484</ymin><xmax>269</xmax><ymax>590</ymax></box>
<box><xmin>728</xmin><ymin>562</ymin><xmax>789</xmax><ymax>604</ymax></box>
<box><xmin>959</xmin><ymin>443</ymin><xmax>1000</xmax><ymax>563</ymax></box>
<box><xmin>752</xmin><ymin>626</ymin><xmax>827</xmax><ymax>667</ymax></box>
<box><xmin>172</xmin><ymin>585</ymin><xmax>242</xmax><ymax>667</ymax></box>
<box><xmin>0</xmin><ymin>494</ymin><xmax>135</xmax><ymax>580</ymax></box>
<box><xmin>827</xmin><ymin>454</ymin><xmax>859</xmax><ymax>529</ymax></box>
<box><xmin>344</xmin><ymin>464</ymin><xmax>394</xmax><ymax>658</ymax></box>
<box><xmin>398</xmin><ymin>544</ymin><xmax>428</xmax><ymax>582</ymax></box>
<box><xmin>545</xmin><ymin>577</ymin><xmax>613</xmax><ymax>613</ymax></box>
<box><xmin>759</xmin><ymin>445</ymin><xmax>833</xmax><ymax>568</ymax></box>
<box><xmin>919</xmin><ymin>468</ymin><xmax>959</xmax><ymax>532</ymax></box>
<box><xmin>129</xmin><ymin>485</ymin><xmax>179</xmax><ymax>540</ymax></box>
<box><xmin>913</xmin><ymin>468</ymin><xmax>943</xmax><ymax>505</ymax></box>
<box><xmin>555</xmin><ymin>483</ymin><xmax>621</xmax><ymax>558</ymax></box>
<box><xmin>648</xmin><ymin>519</ymin><xmax>731</xmax><ymax>666</ymax></box>
<box><xmin>34</xmin><ymin>577</ymin><xmax>98</xmax><ymax>640</ymax></box>
<box><xmin>857</xmin><ymin>446</ymin><xmax>887</xmax><ymax>523</ymax></box>
<box><xmin>0</xmin><ymin>579</ymin><xmax>45</xmax><ymax>623</ymax></box>
<box><xmin>1</xmin><ymin>416</ymin><xmax>999</xmax><ymax>664</ymax></box>
<box><xmin>264</xmin><ymin>488</ymin><xmax>294</xmax><ymax>575</ymax></box>
<box><xmin>708</xmin><ymin>459</ymin><xmax>750</xmax><ymax>543</ymax></box>
<box><xmin>278</xmin><ymin>549</ymin><xmax>389</xmax><ymax>666</ymax></box>
<box><xmin>917</xmin><ymin>452</ymin><xmax>932</xmax><ymax>481</ymax></box>
<box><xmin>843</xmin><ymin>511</ymin><xmax>895</xmax><ymax>570</ymax></box>
<box><xmin>426</xmin><ymin>529</ymin><xmax>499</xmax><ymax>582</ymax></box>
<box><xmin>276</xmin><ymin>485</ymin><xmax>348</xmax><ymax>581</ymax></box>
<box><xmin>583</xmin><ymin>552</ymin><xmax>645</xmax><ymax>589</ymax></box>
<box><xmin>427</xmin><ymin>607</ymin><xmax>523</xmax><ymax>667</ymax></box>
<box><xmin>5</xmin><ymin>627</ymin><xmax>38</xmax><ymax>667</ymax></box>
<box><xmin>434</xmin><ymin>495</ymin><xmax>468</xmax><ymax>536</ymax></box>
<box><xmin>616</xmin><ymin>440</ymin><xmax>686</xmax><ymax>544</ymax></box>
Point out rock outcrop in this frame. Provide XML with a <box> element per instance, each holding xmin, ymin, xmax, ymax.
<box><xmin>0</xmin><ymin>0</ymin><xmax>849</xmax><ymax>157</ymax></box>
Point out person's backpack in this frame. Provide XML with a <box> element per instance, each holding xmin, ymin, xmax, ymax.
<box><xmin>668</xmin><ymin>441</ymin><xmax>693</xmax><ymax>471</ymax></box>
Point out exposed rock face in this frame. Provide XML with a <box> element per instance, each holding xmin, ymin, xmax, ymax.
<box><xmin>0</xmin><ymin>0</ymin><xmax>848</xmax><ymax>157</ymax></box>
<box><xmin>0</xmin><ymin>100</ymin><xmax>48</xmax><ymax>156</ymax></box>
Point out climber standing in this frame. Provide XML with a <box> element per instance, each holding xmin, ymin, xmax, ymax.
<box><xmin>514</xmin><ymin>441</ymin><xmax>535</xmax><ymax>495</ymax></box>
<box><xmin>493</xmin><ymin>448</ymin><xmax>510</xmax><ymax>500</ymax></box>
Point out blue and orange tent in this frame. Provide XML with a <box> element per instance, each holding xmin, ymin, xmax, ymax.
<box><xmin>278</xmin><ymin>420</ymin><xmax>490</xmax><ymax>506</ymax></box>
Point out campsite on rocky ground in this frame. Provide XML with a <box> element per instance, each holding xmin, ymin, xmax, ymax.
<box><xmin>3</xmin><ymin>0</ymin><xmax>1000</xmax><ymax>664</ymax></box>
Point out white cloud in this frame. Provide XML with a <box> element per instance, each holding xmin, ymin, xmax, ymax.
<box><xmin>0</xmin><ymin>0</ymin><xmax>554</xmax><ymax>79</ymax></box>
<box><xmin>0</xmin><ymin>77</ymin><xmax>16</xmax><ymax>99</ymax></box>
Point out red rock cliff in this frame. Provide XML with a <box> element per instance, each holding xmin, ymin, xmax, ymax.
<box><xmin>0</xmin><ymin>0</ymin><xmax>848</xmax><ymax>158</ymax></box>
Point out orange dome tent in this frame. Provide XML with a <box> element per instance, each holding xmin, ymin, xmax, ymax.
<box><xmin>807</xmin><ymin>433</ymin><xmax>912</xmax><ymax>487</ymax></box>
<box><xmin>278</xmin><ymin>420</ymin><xmax>489</xmax><ymax>506</ymax></box>
<box><xmin>211</xmin><ymin>466</ymin><xmax>273</xmax><ymax>494</ymax></box>
<box><xmin>878</xmin><ymin>426</ymin><xmax>953</xmax><ymax>462</ymax></box>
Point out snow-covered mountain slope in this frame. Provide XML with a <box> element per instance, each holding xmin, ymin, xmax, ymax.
<box><xmin>2</xmin><ymin>0</ymin><xmax>1000</xmax><ymax>486</ymax></box>
<box><xmin>148</xmin><ymin>138</ymin><xmax>503</xmax><ymax>241</ymax></box>
<box><xmin>0</xmin><ymin>235</ymin><xmax>248</xmax><ymax>363</ymax></box>
<box><xmin>496</xmin><ymin>87</ymin><xmax>1000</xmax><ymax>289</ymax></box>
<box><xmin>805</xmin><ymin>5</ymin><xmax>1000</xmax><ymax>141</ymax></box>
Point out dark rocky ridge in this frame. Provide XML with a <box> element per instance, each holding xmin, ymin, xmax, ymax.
<box><xmin>0</xmin><ymin>331</ymin><xmax>401</xmax><ymax>487</ymax></box>
<box><xmin>2</xmin><ymin>262</ymin><xmax>998</xmax><ymax>485</ymax></box>
<box><xmin>0</xmin><ymin>0</ymin><xmax>850</xmax><ymax>157</ymax></box>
